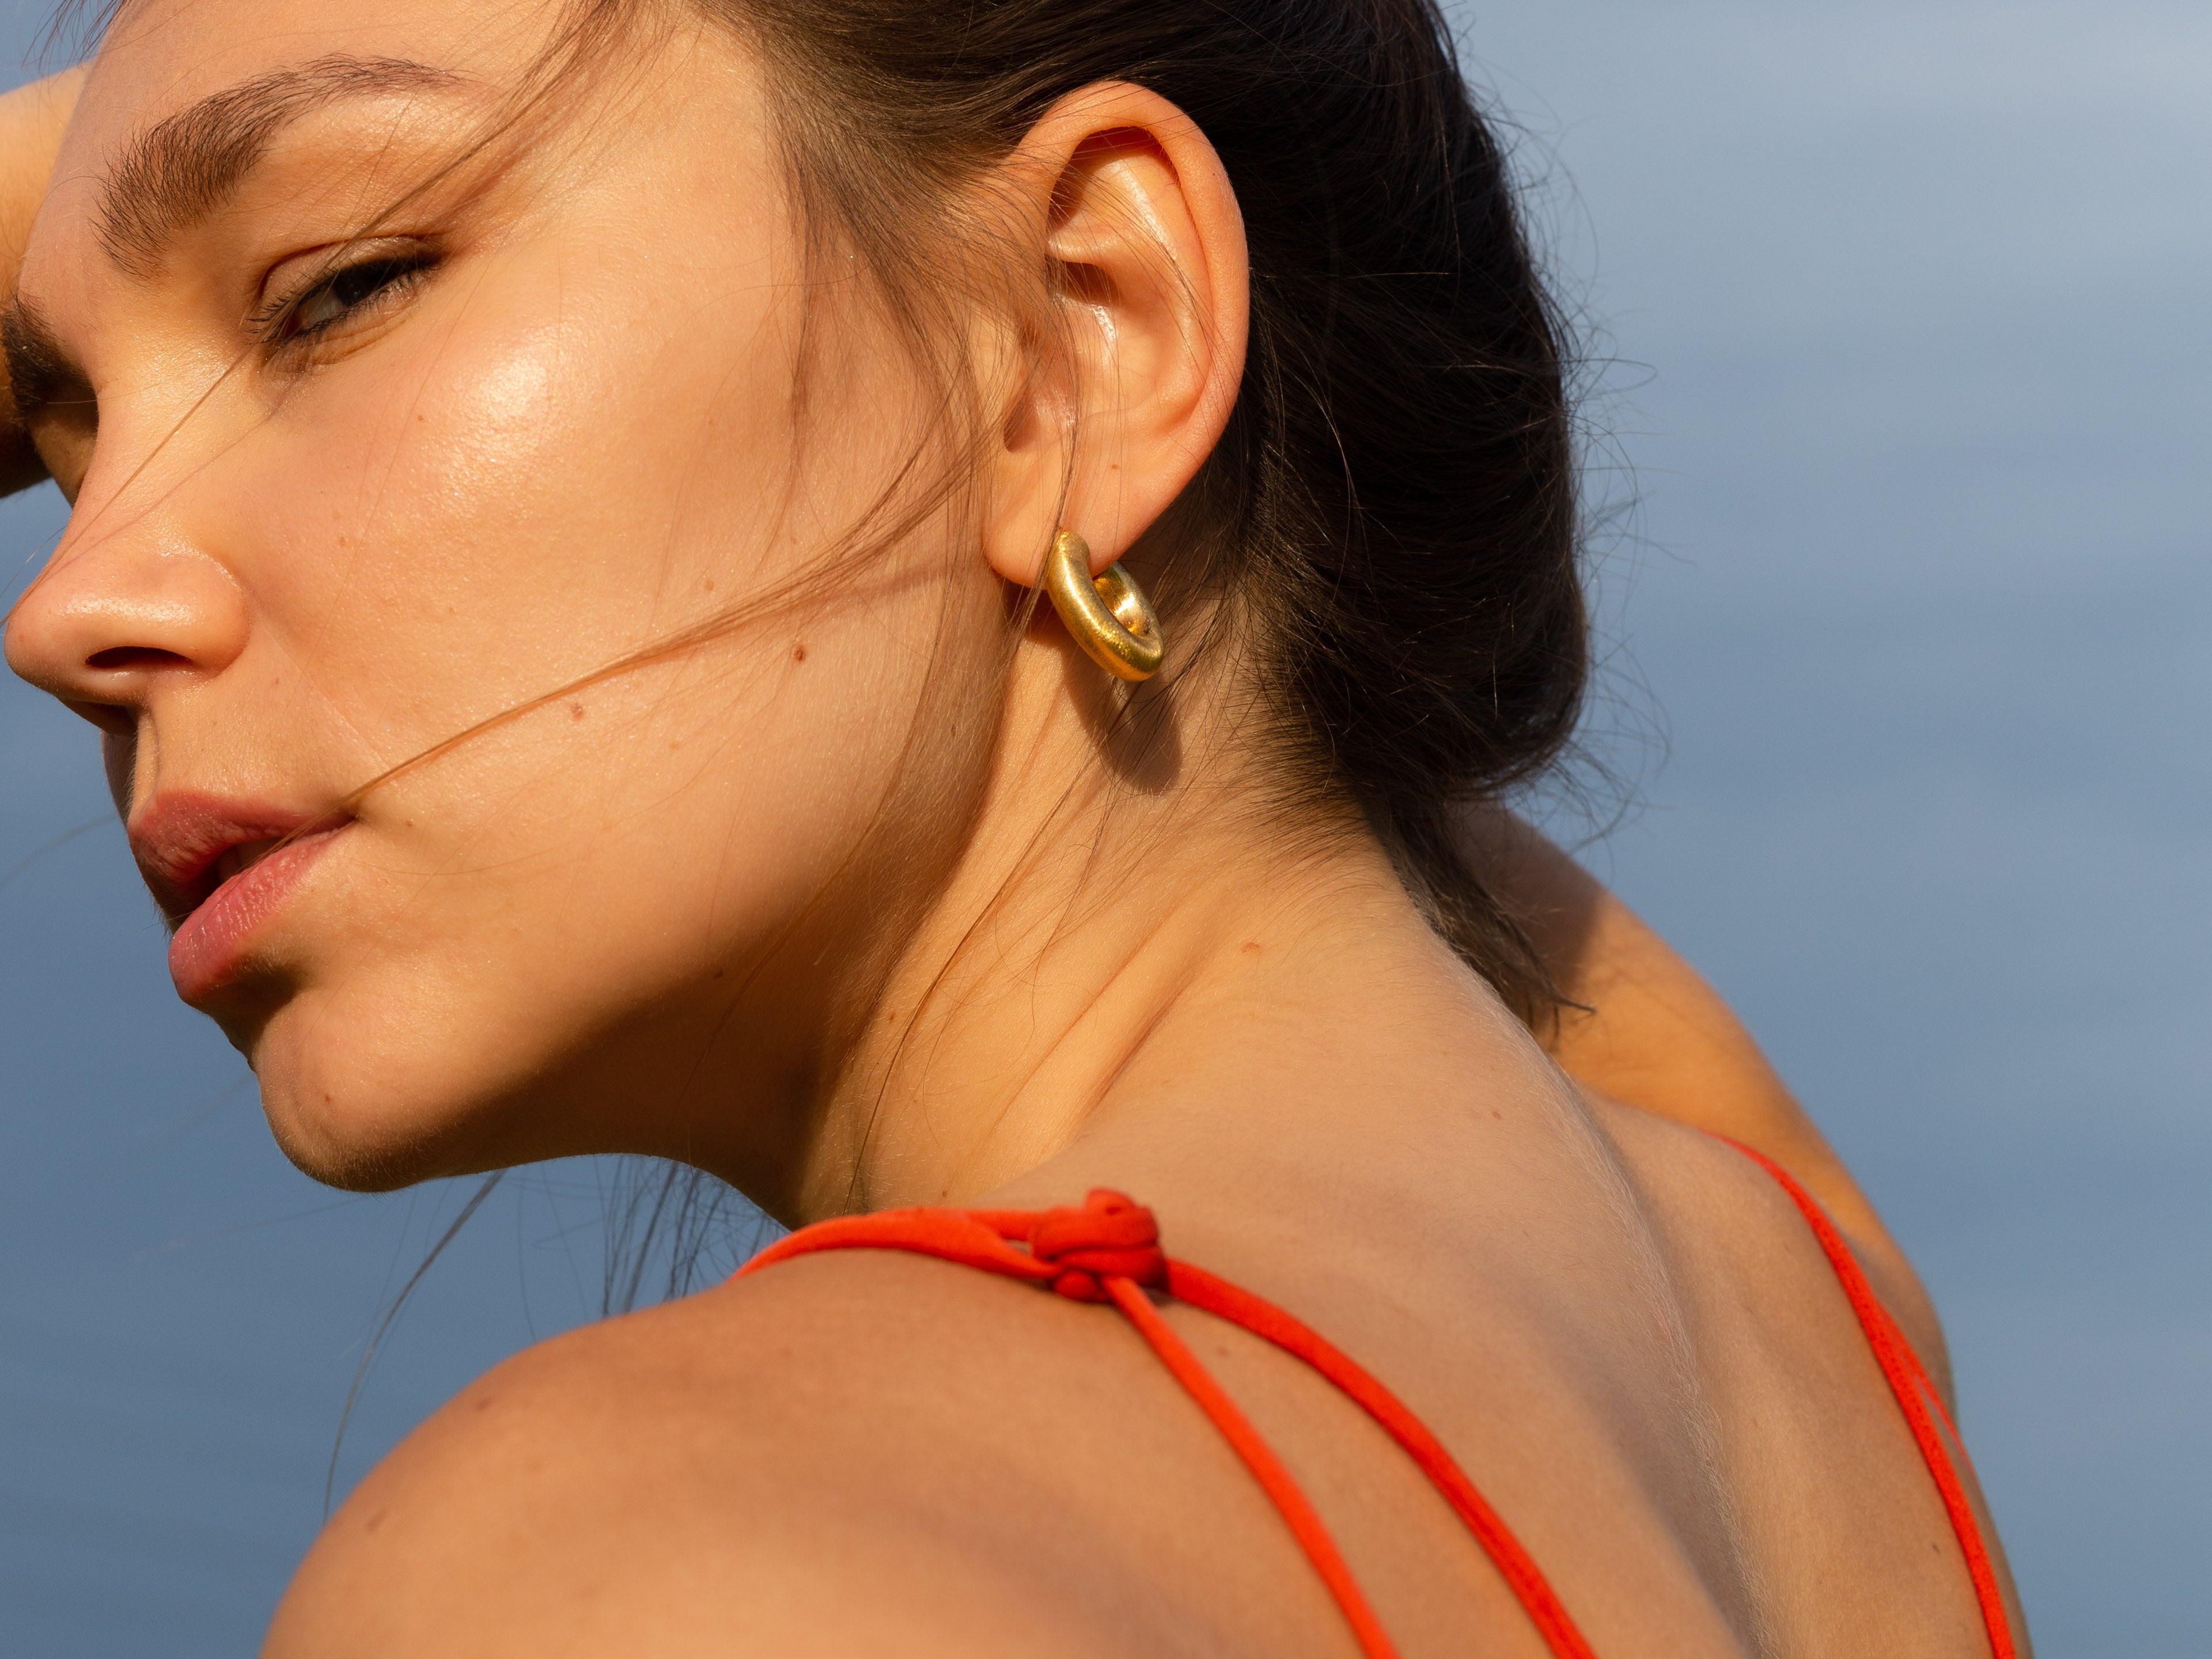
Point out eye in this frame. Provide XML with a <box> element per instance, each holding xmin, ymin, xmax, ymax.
<box><xmin>256</xmin><ymin>249</ymin><xmax>435</xmax><ymax>349</ymax></box>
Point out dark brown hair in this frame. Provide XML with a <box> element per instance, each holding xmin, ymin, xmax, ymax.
<box><xmin>722</xmin><ymin>0</ymin><xmax>1588</xmax><ymax>1015</ymax></box>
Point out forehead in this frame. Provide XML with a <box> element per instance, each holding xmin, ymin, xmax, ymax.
<box><xmin>58</xmin><ymin>0</ymin><xmax>569</xmax><ymax>191</ymax></box>
<box><xmin>16</xmin><ymin>0</ymin><xmax>618</xmax><ymax>319</ymax></box>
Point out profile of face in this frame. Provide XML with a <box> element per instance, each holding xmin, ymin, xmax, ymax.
<box><xmin>3</xmin><ymin>0</ymin><xmax>1244</xmax><ymax>1210</ymax></box>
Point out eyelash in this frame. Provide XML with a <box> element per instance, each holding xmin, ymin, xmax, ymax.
<box><xmin>251</xmin><ymin>250</ymin><xmax>436</xmax><ymax>351</ymax></box>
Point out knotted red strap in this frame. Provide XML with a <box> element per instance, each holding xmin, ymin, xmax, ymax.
<box><xmin>741</xmin><ymin>1190</ymin><xmax>1594</xmax><ymax>1659</ymax></box>
<box><xmin>994</xmin><ymin>1188</ymin><xmax>1169</xmax><ymax>1301</ymax></box>
<box><xmin>743</xmin><ymin>1170</ymin><xmax>2018</xmax><ymax>1659</ymax></box>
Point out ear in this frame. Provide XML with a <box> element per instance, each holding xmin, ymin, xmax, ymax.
<box><xmin>983</xmin><ymin>82</ymin><xmax>1249</xmax><ymax>588</ymax></box>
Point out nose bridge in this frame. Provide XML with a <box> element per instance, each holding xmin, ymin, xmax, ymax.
<box><xmin>6</xmin><ymin>136</ymin><xmax>267</xmax><ymax>711</ymax></box>
<box><xmin>4</xmin><ymin>483</ymin><xmax>251</xmax><ymax>705</ymax></box>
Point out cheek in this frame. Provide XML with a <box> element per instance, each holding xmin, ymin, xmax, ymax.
<box><xmin>240</xmin><ymin>267</ymin><xmax>808</xmax><ymax>745</ymax></box>
<box><xmin>240</xmin><ymin>559</ymin><xmax>980</xmax><ymax>1187</ymax></box>
<box><xmin>206</xmin><ymin>256</ymin><xmax>987</xmax><ymax>1173</ymax></box>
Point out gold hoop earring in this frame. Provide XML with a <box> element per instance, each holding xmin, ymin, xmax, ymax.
<box><xmin>1041</xmin><ymin>529</ymin><xmax>1165</xmax><ymax>682</ymax></box>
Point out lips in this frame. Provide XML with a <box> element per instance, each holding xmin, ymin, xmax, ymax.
<box><xmin>128</xmin><ymin>792</ymin><xmax>351</xmax><ymax>1000</ymax></box>
<box><xmin>129</xmin><ymin>793</ymin><xmax>325</xmax><ymax>919</ymax></box>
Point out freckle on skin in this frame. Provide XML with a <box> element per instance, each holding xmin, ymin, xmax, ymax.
<box><xmin>1241</xmin><ymin>941</ymin><xmax>1260</xmax><ymax>954</ymax></box>
<box><xmin>793</xmin><ymin>643</ymin><xmax>807</xmax><ymax>662</ymax></box>
<box><xmin>569</xmin><ymin>702</ymin><xmax>586</xmax><ymax>720</ymax></box>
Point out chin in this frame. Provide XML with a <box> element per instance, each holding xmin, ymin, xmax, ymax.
<box><xmin>247</xmin><ymin>1002</ymin><xmax>520</xmax><ymax>1194</ymax></box>
<box><xmin>266</xmin><ymin>1112</ymin><xmax>442</xmax><ymax>1194</ymax></box>
<box><xmin>257</xmin><ymin>1073</ymin><xmax>476</xmax><ymax>1193</ymax></box>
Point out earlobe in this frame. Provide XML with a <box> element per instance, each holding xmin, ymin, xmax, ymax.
<box><xmin>982</xmin><ymin>84</ymin><xmax>1248</xmax><ymax>594</ymax></box>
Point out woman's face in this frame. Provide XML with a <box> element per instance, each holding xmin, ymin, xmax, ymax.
<box><xmin>4</xmin><ymin>0</ymin><xmax>1001</xmax><ymax>1196</ymax></box>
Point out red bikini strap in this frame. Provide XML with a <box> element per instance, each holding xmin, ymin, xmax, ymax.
<box><xmin>1165</xmin><ymin>1259</ymin><xmax>1599</xmax><ymax>1659</ymax></box>
<box><xmin>740</xmin><ymin>1190</ymin><xmax>1594</xmax><ymax>1659</ymax></box>
<box><xmin>1713</xmin><ymin>1138</ymin><xmax>2017</xmax><ymax>1659</ymax></box>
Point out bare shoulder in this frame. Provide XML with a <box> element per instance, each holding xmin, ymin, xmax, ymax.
<box><xmin>265</xmin><ymin>1249</ymin><xmax>1184</xmax><ymax>1658</ymax></box>
<box><xmin>1590</xmin><ymin>1097</ymin><xmax>1954</xmax><ymax>1393</ymax></box>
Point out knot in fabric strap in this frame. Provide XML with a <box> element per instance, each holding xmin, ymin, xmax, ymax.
<box><xmin>1027</xmin><ymin>1190</ymin><xmax>1168</xmax><ymax>1302</ymax></box>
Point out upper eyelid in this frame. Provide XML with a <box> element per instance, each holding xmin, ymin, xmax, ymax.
<box><xmin>256</xmin><ymin>236</ymin><xmax>433</xmax><ymax>301</ymax></box>
<box><xmin>251</xmin><ymin>240</ymin><xmax>436</xmax><ymax>327</ymax></box>
<box><xmin>255</xmin><ymin>251</ymin><xmax>437</xmax><ymax>352</ymax></box>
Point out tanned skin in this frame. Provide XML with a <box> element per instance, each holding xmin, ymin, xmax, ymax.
<box><xmin>0</xmin><ymin>66</ymin><xmax>1948</xmax><ymax>1402</ymax></box>
<box><xmin>1</xmin><ymin>29</ymin><xmax>2018</xmax><ymax>1656</ymax></box>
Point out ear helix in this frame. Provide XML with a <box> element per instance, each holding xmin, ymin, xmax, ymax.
<box><xmin>1041</xmin><ymin>529</ymin><xmax>1164</xmax><ymax>682</ymax></box>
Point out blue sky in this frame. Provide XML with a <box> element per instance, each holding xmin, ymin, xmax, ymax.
<box><xmin>3</xmin><ymin>3</ymin><xmax>2207</xmax><ymax>1652</ymax></box>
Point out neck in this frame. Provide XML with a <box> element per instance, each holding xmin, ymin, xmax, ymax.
<box><xmin>774</xmin><ymin>637</ymin><xmax>1548</xmax><ymax>1224</ymax></box>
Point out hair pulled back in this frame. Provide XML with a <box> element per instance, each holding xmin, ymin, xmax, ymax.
<box><xmin>705</xmin><ymin>0</ymin><xmax>1589</xmax><ymax>1016</ymax></box>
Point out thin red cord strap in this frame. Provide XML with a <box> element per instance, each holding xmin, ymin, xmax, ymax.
<box><xmin>1099</xmin><ymin>1276</ymin><xmax>1403</xmax><ymax>1659</ymax></box>
<box><xmin>1711</xmin><ymin>1138</ymin><xmax>2017</xmax><ymax>1659</ymax></box>
<box><xmin>1167</xmin><ymin>1260</ymin><xmax>1599</xmax><ymax>1659</ymax></box>
<box><xmin>739</xmin><ymin>1191</ymin><xmax>1592</xmax><ymax>1659</ymax></box>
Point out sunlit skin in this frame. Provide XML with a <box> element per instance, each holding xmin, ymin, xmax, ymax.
<box><xmin>1</xmin><ymin>2</ymin><xmax>2027</xmax><ymax>1654</ymax></box>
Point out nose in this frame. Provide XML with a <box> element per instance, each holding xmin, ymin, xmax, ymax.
<box><xmin>4</xmin><ymin>523</ymin><xmax>249</xmax><ymax>733</ymax></box>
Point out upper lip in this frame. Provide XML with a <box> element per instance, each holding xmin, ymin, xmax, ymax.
<box><xmin>128</xmin><ymin>792</ymin><xmax>349</xmax><ymax>922</ymax></box>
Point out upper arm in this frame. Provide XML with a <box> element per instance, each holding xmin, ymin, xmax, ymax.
<box><xmin>267</xmin><ymin>1446</ymin><xmax>1065</xmax><ymax>1659</ymax></box>
<box><xmin>263</xmin><ymin>1259</ymin><xmax>1155</xmax><ymax>1659</ymax></box>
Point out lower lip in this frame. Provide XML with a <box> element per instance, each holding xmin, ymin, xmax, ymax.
<box><xmin>168</xmin><ymin>824</ymin><xmax>350</xmax><ymax>1002</ymax></box>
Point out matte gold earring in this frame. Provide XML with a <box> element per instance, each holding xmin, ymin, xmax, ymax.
<box><xmin>1041</xmin><ymin>529</ymin><xmax>1165</xmax><ymax>682</ymax></box>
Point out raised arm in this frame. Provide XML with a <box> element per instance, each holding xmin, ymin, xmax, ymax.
<box><xmin>0</xmin><ymin>67</ymin><xmax>84</xmax><ymax>497</ymax></box>
<box><xmin>1467</xmin><ymin>809</ymin><xmax>1956</xmax><ymax>1404</ymax></box>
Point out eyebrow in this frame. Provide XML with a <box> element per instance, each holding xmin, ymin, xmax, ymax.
<box><xmin>98</xmin><ymin>52</ymin><xmax>461</xmax><ymax>278</ymax></box>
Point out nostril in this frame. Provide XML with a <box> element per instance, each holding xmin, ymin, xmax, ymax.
<box><xmin>86</xmin><ymin>646</ymin><xmax>191</xmax><ymax>671</ymax></box>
